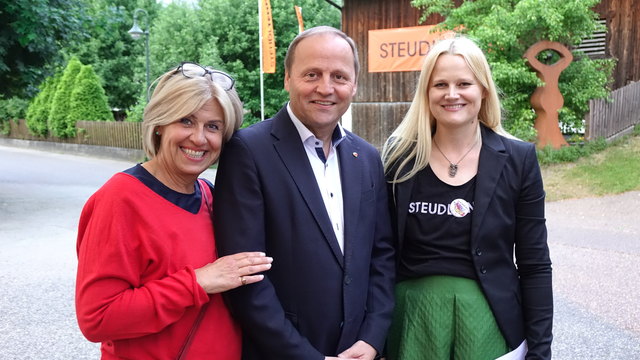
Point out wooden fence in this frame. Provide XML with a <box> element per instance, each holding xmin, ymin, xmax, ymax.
<box><xmin>3</xmin><ymin>119</ymin><xmax>142</xmax><ymax>149</ymax></box>
<box><xmin>586</xmin><ymin>81</ymin><xmax>640</xmax><ymax>141</ymax></box>
<box><xmin>3</xmin><ymin>83</ymin><xmax>639</xmax><ymax>150</ymax></box>
<box><xmin>76</xmin><ymin>121</ymin><xmax>142</xmax><ymax>149</ymax></box>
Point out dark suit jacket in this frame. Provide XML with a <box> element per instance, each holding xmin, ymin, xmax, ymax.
<box><xmin>388</xmin><ymin>125</ymin><xmax>553</xmax><ymax>359</ymax></box>
<box><xmin>213</xmin><ymin>106</ymin><xmax>395</xmax><ymax>360</ymax></box>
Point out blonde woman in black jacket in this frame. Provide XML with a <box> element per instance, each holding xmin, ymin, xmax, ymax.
<box><xmin>382</xmin><ymin>36</ymin><xmax>552</xmax><ymax>360</ymax></box>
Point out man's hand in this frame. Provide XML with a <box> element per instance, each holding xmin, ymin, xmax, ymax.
<box><xmin>336</xmin><ymin>340</ymin><xmax>377</xmax><ymax>360</ymax></box>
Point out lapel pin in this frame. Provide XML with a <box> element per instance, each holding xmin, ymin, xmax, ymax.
<box><xmin>352</xmin><ymin>152</ymin><xmax>358</xmax><ymax>158</ymax></box>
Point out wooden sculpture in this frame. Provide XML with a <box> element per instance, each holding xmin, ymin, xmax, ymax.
<box><xmin>524</xmin><ymin>41</ymin><xmax>572</xmax><ymax>149</ymax></box>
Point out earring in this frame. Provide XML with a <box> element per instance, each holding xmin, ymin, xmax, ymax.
<box><xmin>155</xmin><ymin>131</ymin><xmax>161</xmax><ymax>136</ymax></box>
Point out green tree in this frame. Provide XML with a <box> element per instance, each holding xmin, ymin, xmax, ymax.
<box><xmin>197</xmin><ymin>0</ymin><xmax>341</xmax><ymax>125</ymax></box>
<box><xmin>0</xmin><ymin>0</ymin><xmax>88</xmax><ymax>98</ymax></box>
<box><xmin>68</xmin><ymin>65</ymin><xmax>114</xmax><ymax>122</ymax></box>
<box><xmin>25</xmin><ymin>71</ymin><xmax>62</xmax><ymax>136</ymax></box>
<box><xmin>126</xmin><ymin>0</ymin><xmax>341</xmax><ymax>124</ymax></box>
<box><xmin>412</xmin><ymin>0</ymin><xmax>614</xmax><ymax>140</ymax></box>
<box><xmin>147</xmin><ymin>3</ymin><xmax>222</xmax><ymax>77</ymax></box>
<box><xmin>49</xmin><ymin>57</ymin><xmax>83</xmax><ymax>138</ymax></box>
<box><xmin>64</xmin><ymin>0</ymin><xmax>161</xmax><ymax>111</ymax></box>
<box><xmin>125</xmin><ymin>2</ymin><xmax>210</xmax><ymax>123</ymax></box>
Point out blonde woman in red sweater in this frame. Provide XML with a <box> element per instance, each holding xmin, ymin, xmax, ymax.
<box><xmin>75</xmin><ymin>63</ymin><xmax>272</xmax><ymax>359</ymax></box>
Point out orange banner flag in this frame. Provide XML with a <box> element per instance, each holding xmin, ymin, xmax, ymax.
<box><xmin>261</xmin><ymin>0</ymin><xmax>276</xmax><ymax>73</ymax></box>
<box><xmin>294</xmin><ymin>6</ymin><xmax>304</xmax><ymax>33</ymax></box>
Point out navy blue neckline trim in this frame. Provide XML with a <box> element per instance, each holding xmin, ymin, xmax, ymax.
<box><xmin>123</xmin><ymin>164</ymin><xmax>210</xmax><ymax>214</ymax></box>
<box><xmin>315</xmin><ymin>126</ymin><xmax>344</xmax><ymax>163</ymax></box>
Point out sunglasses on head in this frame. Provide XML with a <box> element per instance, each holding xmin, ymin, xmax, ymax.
<box><xmin>174</xmin><ymin>62</ymin><xmax>235</xmax><ymax>91</ymax></box>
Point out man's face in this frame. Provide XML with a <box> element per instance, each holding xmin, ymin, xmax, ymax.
<box><xmin>284</xmin><ymin>33</ymin><xmax>357</xmax><ymax>139</ymax></box>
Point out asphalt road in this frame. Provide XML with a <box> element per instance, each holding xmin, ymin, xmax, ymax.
<box><xmin>0</xmin><ymin>145</ymin><xmax>125</xmax><ymax>359</ymax></box>
<box><xmin>0</xmin><ymin>143</ymin><xmax>638</xmax><ymax>359</ymax></box>
<box><xmin>546</xmin><ymin>191</ymin><xmax>640</xmax><ymax>359</ymax></box>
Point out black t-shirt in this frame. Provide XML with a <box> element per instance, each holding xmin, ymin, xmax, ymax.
<box><xmin>398</xmin><ymin>165</ymin><xmax>477</xmax><ymax>281</ymax></box>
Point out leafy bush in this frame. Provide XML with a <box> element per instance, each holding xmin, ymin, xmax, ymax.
<box><xmin>125</xmin><ymin>90</ymin><xmax>146</xmax><ymax>123</ymax></box>
<box><xmin>537</xmin><ymin>137</ymin><xmax>607</xmax><ymax>164</ymax></box>
<box><xmin>49</xmin><ymin>57</ymin><xmax>83</xmax><ymax>137</ymax></box>
<box><xmin>558</xmin><ymin>53</ymin><xmax>615</xmax><ymax>133</ymax></box>
<box><xmin>0</xmin><ymin>96</ymin><xmax>30</xmax><ymax>135</ymax></box>
<box><xmin>68</xmin><ymin>65</ymin><xmax>114</xmax><ymax>122</ymax></box>
<box><xmin>412</xmin><ymin>0</ymin><xmax>615</xmax><ymax>139</ymax></box>
<box><xmin>0</xmin><ymin>97</ymin><xmax>29</xmax><ymax>119</ymax></box>
<box><xmin>26</xmin><ymin>73</ymin><xmax>61</xmax><ymax>136</ymax></box>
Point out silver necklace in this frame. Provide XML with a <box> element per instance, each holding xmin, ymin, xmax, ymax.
<box><xmin>433</xmin><ymin>138</ymin><xmax>478</xmax><ymax>177</ymax></box>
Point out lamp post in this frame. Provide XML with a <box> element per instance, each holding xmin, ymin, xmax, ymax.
<box><xmin>128</xmin><ymin>8</ymin><xmax>150</xmax><ymax>102</ymax></box>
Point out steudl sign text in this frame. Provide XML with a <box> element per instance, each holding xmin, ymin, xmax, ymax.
<box><xmin>368</xmin><ymin>25</ymin><xmax>456</xmax><ymax>73</ymax></box>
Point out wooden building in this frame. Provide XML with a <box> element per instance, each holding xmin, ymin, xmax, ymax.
<box><xmin>593</xmin><ymin>0</ymin><xmax>640</xmax><ymax>89</ymax></box>
<box><xmin>342</xmin><ymin>0</ymin><xmax>436</xmax><ymax>149</ymax></box>
<box><xmin>339</xmin><ymin>0</ymin><xmax>640</xmax><ymax>149</ymax></box>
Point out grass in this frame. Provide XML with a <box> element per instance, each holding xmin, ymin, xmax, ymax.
<box><xmin>541</xmin><ymin>131</ymin><xmax>640</xmax><ymax>202</ymax></box>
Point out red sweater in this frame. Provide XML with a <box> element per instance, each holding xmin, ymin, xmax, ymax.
<box><xmin>75</xmin><ymin>172</ymin><xmax>240</xmax><ymax>359</ymax></box>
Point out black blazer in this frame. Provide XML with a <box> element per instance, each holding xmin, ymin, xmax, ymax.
<box><xmin>213</xmin><ymin>106</ymin><xmax>395</xmax><ymax>360</ymax></box>
<box><xmin>388</xmin><ymin>125</ymin><xmax>553</xmax><ymax>359</ymax></box>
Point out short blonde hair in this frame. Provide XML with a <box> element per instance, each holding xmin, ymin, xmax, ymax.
<box><xmin>141</xmin><ymin>65</ymin><xmax>244</xmax><ymax>159</ymax></box>
<box><xmin>382</xmin><ymin>36</ymin><xmax>510</xmax><ymax>184</ymax></box>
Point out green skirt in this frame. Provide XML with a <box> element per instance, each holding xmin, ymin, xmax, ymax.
<box><xmin>387</xmin><ymin>275</ymin><xmax>510</xmax><ymax>360</ymax></box>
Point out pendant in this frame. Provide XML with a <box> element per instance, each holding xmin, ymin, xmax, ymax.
<box><xmin>448</xmin><ymin>164</ymin><xmax>458</xmax><ymax>177</ymax></box>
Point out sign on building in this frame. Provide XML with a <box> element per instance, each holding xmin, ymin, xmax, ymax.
<box><xmin>368</xmin><ymin>25</ymin><xmax>456</xmax><ymax>73</ymax></box>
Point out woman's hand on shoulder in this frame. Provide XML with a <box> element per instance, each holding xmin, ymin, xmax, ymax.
<box><xmin>194</xmin><ymin>252</ymin><xmax>272</xmax><ymax>294</ymax></box>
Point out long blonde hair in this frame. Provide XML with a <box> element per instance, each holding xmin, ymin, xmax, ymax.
<box><xmin>381</xmin><ymin>36</ymin><xmax>510</xmax><ymax>184</ymax></box>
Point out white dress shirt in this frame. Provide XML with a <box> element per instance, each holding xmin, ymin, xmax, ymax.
<box><xmin>287</xmin><ymin>104</ymin><xmax>345</xmax><ymax>253</ymax></box>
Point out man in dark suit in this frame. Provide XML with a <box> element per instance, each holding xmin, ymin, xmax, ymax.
<box><xmin>213</xmin><ymin>26</ymin><xmax>395</xmax><ymax>360</ymax></box>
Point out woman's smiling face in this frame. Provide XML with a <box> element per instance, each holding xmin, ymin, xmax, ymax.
<box><xmin>155</xmin><ymin>98</ymin><xmax>225</xmax><ymax>182</ymax></box>
<box><xmin>428</xmin><ymin>53</ymin><xmax>486</xmax><ymax>129</ymax></box>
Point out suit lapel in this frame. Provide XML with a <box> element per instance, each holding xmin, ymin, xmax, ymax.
<box><xmin>271</xmin><ymin>109</ymin><xmax>344</xmax><ymax>268</ymax></box>
<box><xmin>337</xmin><ymin>134</ymin><xmax>361</xmax><ymax>266</ymax></box>
<box><xmin>471</xmin><ymin>126</ymin><xmax>508</xmax><ymax>244</ymax></box>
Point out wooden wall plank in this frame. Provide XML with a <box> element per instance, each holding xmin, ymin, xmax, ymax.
<box><xmin>594</xmin><ymin>0</ymin><xmax>640</xmax><ymax>88</ymax></box>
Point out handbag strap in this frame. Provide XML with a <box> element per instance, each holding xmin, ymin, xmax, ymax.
<box><xmin>198</xmin><ymin>179</ymin><xmax>213</xmax><ymax>214</ymax></box>
<box><xmin>176</xmin><ymin>179</ymin><xmax>214</xmax><ymax>360</ymax></box>
<box><xmin>176</xmin><ymin>303</ymin><xmax>209</xmax><ymax>360</ymax></box>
